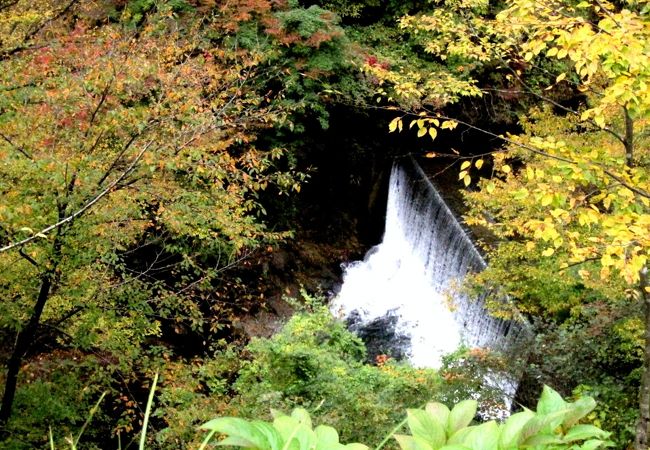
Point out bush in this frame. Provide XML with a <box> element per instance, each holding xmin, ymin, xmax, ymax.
<box><xmin>231</xmin><ymin>305</ymin><xmax>441</xmax><ymax>446</ymax></box>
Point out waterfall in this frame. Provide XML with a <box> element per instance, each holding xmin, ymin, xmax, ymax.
<box><xmin>330</xmin><ymin>158</ymin><xmax>529</xmax><ymax>370</ymax></box>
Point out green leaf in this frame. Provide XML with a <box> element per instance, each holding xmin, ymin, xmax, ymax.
<box><xmin>447</xmin><ymin>400</ymin><xmax>477</xmax><ymax>436</ymax></box>
<box><xmin>563</xmin><ymin>425</ymin><xmax>610</xmax><ymax>442</ymax></box>
<box><xmin>425</xmin><ymin>403</ymin><xmax>450</xmax><ymax>435</ymax></box>
<box><xmin>520</xmin><ymin>410</ymin><xmax>569</xmax><ymax>440</ymax></box>
<box><xmin>499</xmin><ymin>410</ymin><xmax>534</xmax><ymax>448</ymax></box>
<box><xmin>562</xmin><ymin>397</ymin><xmax>597</xmax><ymax>428</ymax></box>
<box><xmin>394</xmin><ymin>434</ymin><xmax>434</xmax><ymax>450</ymax></box>
<box><xmin>344</xmin><ymin>444</ymin><xmax>368</xmax><ymax>450</ymax></box>
<box><xmin>438</xmin><ymin>446</ymin><xmax>471</xmax><ymax>450</ymax></box>
<box><xmin>291</xmin><ymin>408</ymin><xmax>312</xmax><ymax>428</ymax></box>
<box><xmin>253</xmin><ymin>422</ymin><xmax>284</xmax><ymax>450</ymax></box>
<box><xmin>537</xmin><ymin>386</ymin><xmax>567</xmax><ymax>415</ymax></box>
<box><xmin>201</xmin><ymin>417</ymin><xmax>270</xmax><ymax>448</ymax></box>
<box><xmin>406</xmin><ymin>409</ymin><xmax>446</xmax><ymax>449</ymax></box>
<box><xmin>447</xmin><ymin>427</ymin><xmax>474</xmax><ymax>446</ymax></box>
<box><xmin>315</xmin><ymin>425</ymin><xmax>339</xmax><ymax>446</ymax></box>
<box><xmin>460</xmin><ymin>421</ymin><xmax>499</xmax><ymax>450</ymax></box>
<box><xmin>522</xmin><ymin>434</ymin><xmax>565</xmax><ymax>446</ymax></box>
<box><xmin>580</xmin><ymin>439</ymin><xmax>610</xmax><ymax>450</ymax></box>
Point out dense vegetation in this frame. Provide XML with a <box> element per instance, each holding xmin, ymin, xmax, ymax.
<box><xmin>0</xmin><ymin>0</ymin><xmax>648</xmax><ymax>449</ymax></box>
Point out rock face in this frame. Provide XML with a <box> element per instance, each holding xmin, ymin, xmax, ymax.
<box><xmin>346</xmin><ymin>309</ymin><xmax>410</xmax><ymax>363</ymax></box>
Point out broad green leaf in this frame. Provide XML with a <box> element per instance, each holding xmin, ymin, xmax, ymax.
<box><xmin>253</xmin><ymin>422</ymin><xmax>285</xmax><ymax>450</ymax></box>
<box><xmin>438</xmin><ymin>446</ymin><xmax>471</xmax><ymax>450</ymax></box>
<box><xmin>344</xmin><ymin>444</ymin><xmax>369</xmax><ymax>450</ymax></box>
<box><xmin>460</xmin><ymin>421</ymin><xmax>499</xmax><ymax>450</ymax></box>
<box><xmin>447</xmin><ymin>400</ymin><xmax>477</xmax><ymax>436</ymax></box>
<box><xmin>499</xmin><ymin>410</ymin><xmax>535</xmax><ymax>448</ymax></box>
<box><xmin>537</xmin><ymin>386</ymin><xmax>567</xmax><ymax>415</ymax></box>
<box><xmin>291</xmin><ymin>408</ymin><xmax>312</xmax><ymax>428</ymax></box>
<box><xmin>580</xmin><ymin>439</ymin><xmax>609</xmax><ymax>450</ymax></box>
<box><xmin>394</xmin><ymin>434</ymin><xmax>434</xmax><ymax>450</ymax></box>
<box><xmin>520</xmin><ymin>410</ymin><xmax>569</xmax><ymax>440</ymax></box>
<box><xmin>425</xmin><ymin>403</ymin><xmax>450</xmax><ymax>434</ymax></box>
<box><xmin>447</xmin><ymin>426</ymin><xmax>474</xmax><ymax>445</ymax></box>
<box><xmin>562</xmin><ymin>397</ymin><xmax>597</xmax><ymax>428</ymax></box>
<box><xmin>563</xmin><ymin>425</ymin><xmax>610</xmax><ymax>442</ymax></box>
<box><xmin>522</xmin><ymin>434</ymin><xmax>564</xmax><ymax>446</ymax></box>
<box><xmin>201</xmin><ymin>417</ymin><xmax>269</xmax><ymax>449</ymax></box>
<box><xmin>315</xmin><ymin>425</ymin><xmax>339</xmax><ymax>446</ymax></box>
<box><xmin>273</xmin><ymin>416</ymin><xmax>302</xmax><ymax>445</ymax></box>
<box><xmin>406</xmin><ymin>409</ymin><xmax>446</xmax><ymax>449</ymax></box>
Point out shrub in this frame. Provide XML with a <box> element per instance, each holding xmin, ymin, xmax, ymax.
<box><xmin>231</xmin><ymin>305</ymin><xmax>441</xmax><ymax>446</ymax></box>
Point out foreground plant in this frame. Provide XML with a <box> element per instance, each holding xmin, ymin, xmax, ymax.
<box><xmin>200</xmin><ymin>385</ymin><xmax>613</xmax><ymax>450</ymax></box>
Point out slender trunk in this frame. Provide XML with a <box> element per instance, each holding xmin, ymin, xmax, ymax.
<box><xmin>635</xmin><ymin>266</ymin><xmax>650</xmax><ymax>450</ymax></box>
<box><xmin>624</xmin><ymin>106</ymin><xmax>634</xmax><ymax>168</ymax></box>
<box><xmin>0</xmin><ymin>234</ymin><xmax>62</xmax><ymax>429</ymax></box>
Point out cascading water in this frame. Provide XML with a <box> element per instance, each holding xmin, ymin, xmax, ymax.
<box><xmin>330</xmin><ymin>158</ymin><xmax>529</xmax><ymax>372</ymax></box>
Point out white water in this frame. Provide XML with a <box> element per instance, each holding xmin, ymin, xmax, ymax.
<box><xmin>331</xmin><ymin>160</ymin><xmax>524</xmax><ymax>369</ymax></box>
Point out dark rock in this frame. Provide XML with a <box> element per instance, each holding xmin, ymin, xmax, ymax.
<box><xmin>346</xmin><ymin>309</ymin><xmax>410</xmax><ymax>363</ymax></box>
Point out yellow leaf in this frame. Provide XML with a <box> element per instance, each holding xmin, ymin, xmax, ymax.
<box><xmin>542</xmin><ymin>248</ymin><xmax>555</xmax><ymax>256</ymax></box>
<box><xmin>541</xmin><ymin>193</ymin><xmax>554</xmax><ymax>206</ymax></box>
<box><xmin>425</xmin><ymin>152</ymin><xmax>437</xmax><ymax>158</ymax></box>
<box><xmin>486</xmin><ymin>182</ymin><xmax>495</xmax><ymax>194</ymax></box>
<box><xmin>417</xmin><ymin>127</ymin><xmax>427</xmax><ymax>138</ymax></box>
<box><xmin>429</xmin><ymin>127</ymin><xmax>438</xmax><ymax>140</ymax></box>
<box><xmin>389</xmin><ymin>117</ymin><xmax>399</xmax><ymax>133</ymax></box>
<box><xmin>475</xmin><ymin>159</ymin><xmax>484</xmax><ymax>170</ymax></box>
<box><xmin>441</xmin><ymin>120</ymin><xmax>458</xmax><ymax>130</ymax></box>
<box><xmin>463</xmin><ymin>174</ymin><xmax>471</xmax><ymax>186</ymax></box>
<box><xmin>547</xmin><ymin>47</ymin><xmax>558</xmax><ymax>57</ymax></box>
<box><xmin>501</xmin><ymin>164</ymin><xmax>511</xmax><ymax>174</ymax></box>
<box><xmin>555</xmin><ymin>73</ymin><xmax>566</xmax><ymax>83</ymax></box>
<box><xmin>526</xmin><ymin>241</ymin><xmax>536</xmax><ymax>251</ymax></box>
<box><xmin>461</xmin><ymin>161</ymin><xmax>471</xmax><ymax>170</ymax></box>
<box><xmin>557</xmin><ymin>48</ymin><xmax>568</xmax><ymax>59</ymax></box>
<box><xmin>458</xmin><ymin>170</ymin><xmax>468</xmax><ymax>181</ymax></box>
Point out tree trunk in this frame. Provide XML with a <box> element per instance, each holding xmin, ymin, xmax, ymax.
<box><xmin>0</xmin><ymin>234</ymin><xmax>62</xmax><ymax>429</ymax></box>
<box><xmin>624</xmin><ymin>105</ymin><xmax>634</xmax><ymax>168</ymax></box>
<box><xmin>635</xmin><ymin>266</ymin><xmax>650</xmax><ymax>450</ymax></box>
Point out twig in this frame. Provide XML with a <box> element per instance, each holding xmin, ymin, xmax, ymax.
<box><xmin>0</xmin><ymin>141</ymin><xmax>153</xmax><ymax>253</ymax></box>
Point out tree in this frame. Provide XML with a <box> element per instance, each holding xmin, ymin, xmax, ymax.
<box><xmin>375</xmin><ymin>0</ymin><xmax>649</xmax><ymax>447</ymax></box>
<box><xmin>0</xmin><ymin>0</ymin><xmax>309</xmax><ymax>434</ymax></box>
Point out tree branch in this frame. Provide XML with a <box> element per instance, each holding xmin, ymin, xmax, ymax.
<box><xmin>0</xmin><ymin>141</ymin><xmax>153</xmax><ymax>253</ymax></box>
